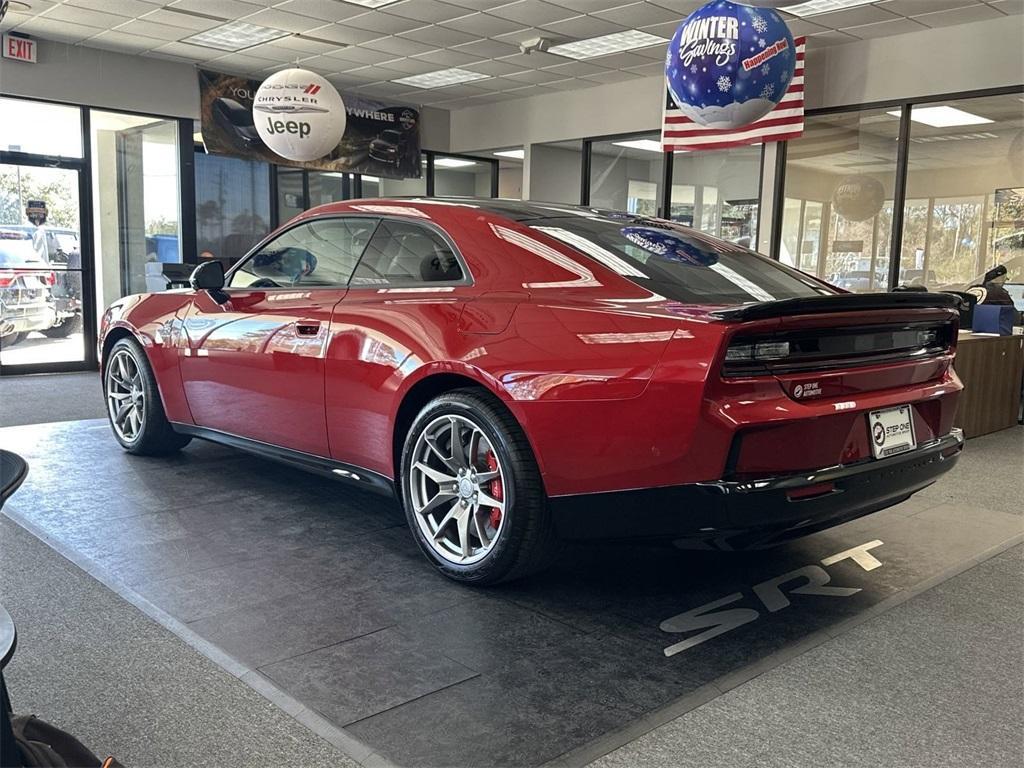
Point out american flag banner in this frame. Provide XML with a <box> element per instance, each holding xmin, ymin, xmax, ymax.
<box><xmin>661</xmin><ymin>36</ymin><xmax>805</xmax><ymax>152</ymax></box>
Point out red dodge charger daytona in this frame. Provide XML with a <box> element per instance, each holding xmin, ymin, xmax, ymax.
<box><xmin>99</xmin><ymin>198</ymin><xmax>964</xmax><ymax>584</ymax></box>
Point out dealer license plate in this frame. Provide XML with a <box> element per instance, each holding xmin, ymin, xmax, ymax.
<box><xmin>868</xmin><ymin>405</ymin><xmax>916</xmax><ymax>459</ymax></box>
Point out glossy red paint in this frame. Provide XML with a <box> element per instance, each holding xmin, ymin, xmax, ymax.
<box><xmin>98</xmin><ymin>198</ymin><xmax>962</xmax><ymax>504</ymax></box>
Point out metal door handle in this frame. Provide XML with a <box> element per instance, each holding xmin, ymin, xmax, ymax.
<box><xmin>296</xmin><ymin>320</ymin><xmax>321</xmax><ymax>336</ymax></box>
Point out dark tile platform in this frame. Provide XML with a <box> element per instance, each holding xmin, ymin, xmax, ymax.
<box><xmin>1</xmin><ymin>420</ymin><xmax>1020</xmax><ymax>768</ymax></box>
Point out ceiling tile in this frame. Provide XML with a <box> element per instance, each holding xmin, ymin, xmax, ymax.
<box><xmin>466</xmin><ymin>58</ymin><xmax>530</xmax><ymax>75</ymax></box>
<box><xmin>209</xmin><ymin>51</ymin><xmax>289</xmax><ymax>71</ymax></box>
<box><xmin>785</xmin><ymin>18</ymin><xmax>830</xmax><ymax>36</ymax></box>
<box><xmin>345</xmin><ymin>11</ymin><xmax>427</xmax><ymax>34</ymax></box>
<box><xmin>846</xmin><ymin>17</ymin><xmax>929</xmax><ymax>39</ymax></box>
<box><xmin>269</xmin><ymin>35</ymin><xmax>346</xmax><ymax>53</ymax></box>
<box><xmin>637</xmin><ymin>19</ymin><xmax>682</xmax><ymax>39</ymax></box>
<box><xmin>40</xmin><ymin>5</ymin><xmax>133</xmax><ymax>26</ymax></box>
<box><xmin>112</xmin><ymin>18</ymin><xmax>192</xmax><ymax>40</ymax></box>
<box><xmin>327</xmin><ymin>45</ymin><xmax>399</xmax><ymax>64</ymax></box>
<box><xmin>236</xmin><ymin>8</ymin><xmax>326</xmax><ymax>32</ymax></box>
<box><xmin>367</xmin><ymin>56</ymin><xmax>443</xmax><ymax>74</ymax></box>
<box><xmin>466</xmin><ymin>75</ymin><xmax>530</xmax><ymax>90</ymax></box>
<box><xmin>273</xmin><ymin>0</ymin><xmax>369</xmax><ymax>22</ymax></box>
<box><xmin>539</xmin><ymin>14</ymin><xmax>625</xmax><ymax>39</ymax></box>
<box><xmin>441</xmin><ymin>0</ymin><xmax>512</xmax><ymax>8</ymax></box>
<box><xmin>441</xmin><ymin>12</ymin><xmax>526</xmax><ymax>36</ymax></box>
<box><xmin>541</xmin><ymin>59</ymin><xmax>615</xmax><ymax>77</ymax></box>
<box><xmin>247</xmin><ymin>40</ymin><xmax>342</xmax><ymax>59</ymax></box>
<box><xmin>580</xmin><ymin>50</ymin><xmax>654</xmax><ymax>69</ymax></box>
<box><xmin>645</xmin><ymin>0</ymin><xmax>704</xmax><ymax>14</ymax></box>
<box><xmin>382</xmin><ymin>0</ymin><xmax>472</xmax><ymax>23</ymax></box>
<box><xmin>409</xmin><ymin>48</ymin><xmax>482</xmax><ymax>65</ymax></box>
<box><xmin>548</xmin><ymin>0</ymin><xmax>638</xmax><ymax>11</ymax></box>
<box><xmin>876</xmin><ymin>0</ymin><xmax>979</xmax><ymax>14</ymax></box>
<box><xmin>578</xmin><ymin>68</ymin><xmax>644</xmax><ymax>84</ymax></box>
<box><xmin>167</xmin><ymin>0</ymin><xmax>263</xmax><ymax>17</ymax></box>
<box><xmin>152</xmin><ymin>41</ymin><xmax>222</xmax><ymax>60</ymax></box>
<box><xmin>494</xmin><ymin>50</ymin><xmax>566</xmax><ymax>67</ymax></box>
<box><xmin>913</xmin><ymin>4</ymin><xmax>1003</xmax><ymax>25</ymax></box>
<box><xmin>141</xmin><ymin>9</ymin><xmax>225</xmax><ymax>31</ymax></box>
<box><xmin>621</xmin><ymin>61</ymin><xmax>664</xmax><ymax>76</ymax></box>
<box><xmin>800</xmin><ymin>5</ymin><xmax>902</xmax><ymax>28</ymax></box>
<box><xmin>450</xmin><ymin>37</ymin><xmax>521</xmax><ymax>57</ymax></box>
<box><xmin>301</xmin><ymin>23</ymin><xmax>381</xmax><ymax>45</ymax></box>
<box><xmin>487</xmin><ymin>0</ymin><xmax>578</xmax><ymax>25</ymax></box>
<box><xmin>66</xmin><ymin>0</ymin><xmax>160</xmax><ymax>14</ymax></box>
<box><xmin>398</xmin><ymin>24</ymin><xmax>480</xmax><ymax>46</ymax></box>
<box><xmin>594</xmin><ymin>1</ymin><xmax>680</xmax><ymax>26</ymax></box>
<box><xmin>328</xmin><ymin>70</ymin><xmax>382</xmax><ymax>87</ymax></box>
<box><xmin>504</xmin><ymin>67</ymin><xmax>569</xmax><ymax>83</ymax></box>
<box><xmin>83</xmin><ymin>30</ymin><xmax>166</xmax><ymax>52</ymax></box>
<box><xmin>360</xmin><ymin>35</ymin><xmax>437</xmax><ymax>55</ymax></box>
<box><xmin>986</xmin><ymin>0</ymin><xmax>1024</xmax><ymax>13</ymax></box>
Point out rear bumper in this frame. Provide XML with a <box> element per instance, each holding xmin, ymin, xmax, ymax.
<box><xmin>549</xmin><ymin>429</ymin><xmax>963</xmax><ymax>548</ymax></box>
<box><xmin>0</xmin><ymin>301</ymin><xmax>56</xmax><ymax>335</ymax></box>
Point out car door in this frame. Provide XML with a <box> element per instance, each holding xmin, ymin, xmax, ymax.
<box><xmin>180</xmin><ymin>216</ymin><xmax>378</xmax><ymax>456</ymax></box>
<box><xmin>326</xmin><ymin>218</ymin><xmax>472</xmax><ymax>474</ymax></box>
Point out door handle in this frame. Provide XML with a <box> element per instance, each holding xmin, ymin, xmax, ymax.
<box><xmin>295</xmin><ymin>320</ymin><xmax>321</xmax><ymax>336</ymax></box>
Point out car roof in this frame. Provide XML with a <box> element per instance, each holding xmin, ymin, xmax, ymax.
<box><xmin>310</xmin><ymin>196</ymin><xmax>632</xmax><ymax>224</ymax></box>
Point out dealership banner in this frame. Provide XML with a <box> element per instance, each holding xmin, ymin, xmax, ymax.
<box><xmin>661</xmin><ymin>36</ymin><xmax>805</xmax><ymax>151</ymax></box>
<box><xmin>199</xmin><ymin>69</ymin><xmax>421</xmax><ymax>179</ymax></box>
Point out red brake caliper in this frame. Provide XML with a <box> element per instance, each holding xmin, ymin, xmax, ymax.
<box><xmin>485</xmin><ymin>450</ymin><xmax>502</xmax><ymax>530</ymax></box>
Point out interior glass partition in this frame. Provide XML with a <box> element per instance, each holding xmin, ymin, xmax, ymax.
<box><xmin>195</xmin><ymin>152</ymin><xmax>271</xmax><ymax>266</ymax></box>
<box><xmin>589</xmin><ymin>134</ymin><xmax>664</xmax><ymax>216</ymax></box>
<box><xmin>779</xmin><ymin>109</ymin><xmax>900</xmax><ymax>291</ymax></box>
<box><xmin>900</xmin><ymin>93</ymin><xmax>1024</xmax><ymax>290</ymax></box>
<box><xmin>671</xmin><ymin>143</ymin><xmax>762</xmax><ymax>248</ymax></box>
<box><xmin>530</xmin><ymin>140</ymin><xmax>583</xmax><ymax>205</ymax></box>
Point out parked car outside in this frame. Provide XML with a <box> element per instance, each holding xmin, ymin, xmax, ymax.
<box><xmin>98</xmin><ymin>199</ymin><xmax>964</xmax><ymax>584</ymax></box>
<box><xmin>0</xmin><ymin>234</ymin><xmax>57</xmax><ymax>347</ymax></box>
<box><xmin>0</xmin><ymin>226</ymin><xmax>81</xmax><ymax>337</ymax></box>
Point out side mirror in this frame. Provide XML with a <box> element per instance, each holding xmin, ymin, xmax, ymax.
<box><xmin>190</xmin><ymin>260</ymin><xmax>225</xmax><ymax>291</ymax></box>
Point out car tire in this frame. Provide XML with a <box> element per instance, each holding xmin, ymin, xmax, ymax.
<box><xmin>1</xmin><ymin>332</ymin><xmax>26</xmax><ymax>347</ymax></box>
<box><xmin>105</xmin><ymin>336</ymin><xmax>191</xmax><ymax>455</ymax></box>
<box><xmin>42</xmin><ymin>314</ymin><xmax>82</xmax><ymax>338</ymax></box>
<box><xmin>400</xmin><ymin>388</ymin><xmax>558</xmax><ymax>585</ymax></box>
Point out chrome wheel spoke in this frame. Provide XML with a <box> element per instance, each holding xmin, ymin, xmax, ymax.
<box><xmin>107</xmin><ymin>350</ymin><xmax>146</xmax><ymax>442</ymax></box>
<box><xmin>108</xmin><ymin>391</ymin><xmax>131</xmax><ymax>401</ymax></box>
<box><xmin>473</xmin><ymin>510</ymin><xmax>492</xmax><ymax>549</ymax></box>
<box><xmin>449</xmin><ymin>418</ymin><xmax>467</xmax><ymax>469</ymax></box>
<box><xmin>413</xmin><ymin>460</ymin><xmax>456</xmax><ymax>487</ymax></box>
<box><xmin>424</xmin><ymin>433</ymin><xmax>460</xmax><ymax>473</ymax></box>
<box><xmin>456</xmin><ymin>507</ymin><xmax>472</xmax><ymax>559</ymax></box>
<box><xmin>475</xmin><ymin>470</ymin><xmax>499</xmax><ymax>484</ymax></box>
<box><xmin>418</xmin><ymin>489</ymin><xmax>457</xmax><ymax>516</ymax></box>
<box><xmin>477</xmin><ymin>490</ymin><xmax>504</xmax><ymax>512</ymax></box>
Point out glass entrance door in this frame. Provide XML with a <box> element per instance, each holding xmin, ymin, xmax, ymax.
<box><xmin>0</xmin><ymin>162</ymin><xmax>91</xmax><ymax>371</ymax></box>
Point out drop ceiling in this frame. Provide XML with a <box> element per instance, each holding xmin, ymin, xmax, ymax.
<box><xmin>2</xmin><ymin>0</ymin><xmax>1020</xmax><ymax>112</ymax></box>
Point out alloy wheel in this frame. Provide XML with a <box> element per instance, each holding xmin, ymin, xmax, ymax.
<box><xmin>409</xmin><ymin>414</ymin><xmax>507</xmax><ymax>565</ymax></box>
<box><xmin>106</xmin><ymin>349</ymin><xmax>145</xmax><ymax>442</ymax></box>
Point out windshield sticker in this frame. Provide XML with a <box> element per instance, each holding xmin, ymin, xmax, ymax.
<box><xmin>620</xmin><ymin>227</ymin><xmax>720</xmax><ymax>267</ymax></box>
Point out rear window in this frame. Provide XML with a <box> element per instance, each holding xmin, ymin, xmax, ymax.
<box><xmin>0</xmin><ymin>239</ymin><xmax>44</xmax><ymax>267</ymax></box>
<box><xmin>531</xmin><ymin>216</ymin><xmax>834</xmax><ymax>305</ymax></box>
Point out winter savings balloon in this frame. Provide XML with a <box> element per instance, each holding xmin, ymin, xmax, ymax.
<box><xmin>666</xmin><ymin>0</ymin><xmax>796</xmax><ymax>130</ymax></box>
<box><xmin>253</xmin><ymin>69</ymin><xmax>346</xmax><ymax>162</ymax></box>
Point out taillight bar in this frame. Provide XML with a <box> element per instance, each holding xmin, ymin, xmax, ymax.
<box><xmin>722</xmin><ymin>321</ymin><xmax>954</xmax><ymax>377</ymax></box>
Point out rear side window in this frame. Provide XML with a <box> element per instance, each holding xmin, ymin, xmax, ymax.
<box><xmin>230</xmin><ymin>217</ymin><xmax>377</xmax><ymax>289</ymax></box>
<box><xmin>532</xmin><ymin>217</ymin><xmax>833</xmax><ymax>305</ymax></box>
<box><xmin>0</xmin><ymin>239</ymin><xmax>44</xmax><ymax>267</ymax></box>
<box><xmin>350</xmin><ymin>220</ymin><xmax>464</xmax><ymax>287</ymax></box>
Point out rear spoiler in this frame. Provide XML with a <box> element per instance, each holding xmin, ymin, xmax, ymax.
<box><xmin>709</xmin><ymin>292</ymin><xmax>963</xmax><ymax>322</ymax></box>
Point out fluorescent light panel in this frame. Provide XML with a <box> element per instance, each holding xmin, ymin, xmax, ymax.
<box><xmin>613</xmin><ymin>139</ymin><xmax>663</xmax><ymax>153</ymax></box>
<box><xmin>362</xmin><ymin>175</ymin><xmax>381</xmax><ymax>182</ymax></box>
<box><xmin>548</xmin><ymin>30</ymin><xmax>667</xmax><ymax>61</ymax></box>
<box><xmin>782</xmin><ymin>0</ymin><xmax>875</xmax><ymax>17</ymax></box>
<box><xmin>494</xmin><ymin>149</ymin><xmax>525</xmax><ymax>159</ymax></box>
<box><xmin>886</xmin><ymin>106</ymin><xmax>994</xmax><ymax>128</ymax></box>
<box><xmin>434</xmin><ymin>158</ymin><xmax>476</xmax><ymax>168</ymax></box>
<box><xmin>183</xmin><ymin>22</ymin><xmax>288</xmax><ymax>51</ymax></box>
<box><xmin>392</xmin><ymin>68</ymin><xmax>489</xmax><ymax>89</ymax></box>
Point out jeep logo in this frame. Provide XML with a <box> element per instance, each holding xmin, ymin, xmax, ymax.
<box><xmin>660</xmin><ymin>540</ymin><xmax>883</xmax><ymax>656</ymax></box>
<box><xmin>264</xmin><ymin>118</ymin><xmax>311</xmax><ymax>139</ymax></box>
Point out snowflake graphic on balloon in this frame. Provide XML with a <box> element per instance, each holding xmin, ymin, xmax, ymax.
<box><xmin>666</xmin><ymin>0</ymin><xmax>796</xmax><ymax>130</ymax></box>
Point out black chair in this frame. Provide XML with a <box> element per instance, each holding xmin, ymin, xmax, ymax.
<box><xmin>1</xmin><ymin>450</ymin><xmax>28</xmax><ymax>768</ymax></box>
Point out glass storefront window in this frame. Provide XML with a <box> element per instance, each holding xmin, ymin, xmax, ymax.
<box><xmin>196</xmin><ymin>153</ymin><xmax>270</xmax><ymax>266</ymax></box>
<box><xmin>901</xmin><ymin>93</ymin><xmax>1024</xmax><ymax>290</ymax></box>
<box><xmin>589</xmin><ymin>134</ymin><xmax>664</xmax><ymax>216</ymax></box>
<box><xmin>780</xmin><ymin>109</ymin><xmax>900</xmax><ymax>291</ymax></box>
<box><xmin>91</xmin><ymin>111</ymin><xmax>183</xmax><ymax>309</ymax></box>
<box><xmin>0</xmin><ymin>164</ymin><xmax>86</xmax><ymax>367</ymax></box>
<box><xmin>276</xmin><ymin>168</ymin><xmax>306</xmax><ymax>222</ymax></box>
<box><xmin>671</xmin><ymin>144</ymin><xmax>762</xmax><ymax>248</ymax></box>
<box><xmin>0</xmin><ymin>98</ymin><xmax>83</xmax><ymax>158</ymax></box>
<box><xmin>530</xmin><ymin>140</ymin><xmax>582</xmax><ymax>205</ymax></box>
<box><xmin>308</xmin><ymin>171</ymin><xmax>353</xmax><ymax>207</ymax></box>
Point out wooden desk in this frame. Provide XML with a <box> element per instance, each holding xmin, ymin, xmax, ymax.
<box><xmin>953</xmin><ymin>333</ymin><xmax>1024</xmax><ymax>438</ymax></box>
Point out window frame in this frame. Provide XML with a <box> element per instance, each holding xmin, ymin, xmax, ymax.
<box><xmin>223</xmin><ymin>213</ymin><xmax>474</xmax><ymax>292</ymax></box>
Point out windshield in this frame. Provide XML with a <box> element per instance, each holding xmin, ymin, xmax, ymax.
<box><xmin>530</xmin><ymin>216</ymin><xmax>834</xmax><ymax>305</ymax></box>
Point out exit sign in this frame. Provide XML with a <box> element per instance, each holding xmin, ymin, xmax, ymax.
<box><xmin>2</xmin><ymin>33</ymin><xmax>36</xmax><ymax>64</ymax></box>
